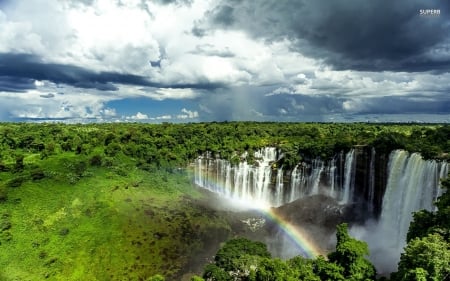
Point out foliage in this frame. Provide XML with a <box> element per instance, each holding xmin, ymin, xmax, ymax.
<box><xmin>203</xmin><ymin>264</ymin><xmax>231</xmax><ymax>281</ymax></box>
<box><xmin>253</xmin><ymin>257</ymin><xmax>298</xmax><ymax>281</ymax></box>
<box><xmin>313</xmin><ymin>256</ymin><xmax>345</xmax><ymax>281</ymax></box>
<box><xmin>393</xmin><ymin>234</ymin><xmax>450</xmax><ymax>281</ymax></box>
<box><xmin>328</xmin><ymin>223</ymin><xmax>376</xmax><ymax>281</ymax></box>
<box><xmin>407</xmin><ymin>176</ymin><xmax>450</xmax><ymax>242</ymax></box>
<box><xmin>214</xmin><ymin>238</ymin><xmax>271</xmax><ymax>272</ymax></box>
<box><xmin>147</xmin><ymin>274</ymin><xmax>165</xmax><ymax>281</ymax></box>
<box><xmin>0</xmin><ymin>123</ymin><xmax>447</xmax><ymax>173</ymax></box>
<box><xmin>202</xmin><ymin>225</ymin><xmax>377</xmax><ymax>281</ymax></box>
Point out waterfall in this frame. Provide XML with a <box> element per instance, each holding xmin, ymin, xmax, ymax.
<box><xmin>194</xmin><ymin>147</ymin><xmax>361</xmax><ymax>207</ymax></box>
<box><xmin>367</xmin><ymin>150</ymin><xmax>449</xmax><ymax>273</ymax></box>
<box><xmin>379</xmin><ymin>150</ymin><xmax>448</xmax><ymax>246</ymax></box>
<box><xmin>340</xmin><ymin>149</ymin><xmax>356</xmax><ymax>204</ymax></box>
<box><xmin>326</xmin><ymin>157</ymin><xmax>337</xmax><ymax>198</ymax></box>
<box><xmin>309</xmin><ymin>159</ymin><xmax>324</xmax><ymax>195</ymax></box>
<box><xmin>194</xmin><ymin>147</ymin><xmax>280</xmax><ymax>206</ymax></box>
<box><xmin>275</xmin><ymin>167</ymin><xmax>284</xmax><ymax>206</ymax></box>
<box><xmin>367</xmin><ymin>147</ymin><xmax>376</xmax><ymax>215</ymax></box>
<box><xmin>194</xmin><ymin>147</ymin><xmax>447</xmax><ymax>213</ymax></box>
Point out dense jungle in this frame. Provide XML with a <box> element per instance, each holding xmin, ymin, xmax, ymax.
<box><xmin>0</xmin><ymin>122</ymin><xmax>449</xmax><ymax>281</ymax></box>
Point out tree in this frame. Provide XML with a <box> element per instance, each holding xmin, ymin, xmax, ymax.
<box><xmin>202</xmin><ymin>264</ymin><xmax>230</xmax><ymax>281</ymax></box>
<box><xmin>394</xmin><ymin>234</ymin><xmax>450</xmax><ymax>281</ymax></box>
<box><xmin>313</xmin><ymin>256</ymin><xmax>345</xmax><ymax>281</ymax></box>
<box><xmin>254</xmin><ymin>257</ymin><xmax>297</xmax><ymax>281</ymax></box>
<box><xmin>327</xmin><ymin>223</ymin><xmax>376</xmax><ymax>281</ymax></box>
<box><xmin>407</xmin><ymin>175</ymin><xmax>450</xmax><ymax>242</ymax></box>
<box><xmin>146</xmin><ymin>274</ymin><xmax>165</xmax><ymax>281</ymax></box>
<box><xmin>214</xmin><ymin>238</ymin><xmax>271</xmax><ymax>272</ymax></box>
<box><xmin>288</xmin><ymin>256</ymin><xmax>320</xmax><ymax>281</ymax></box>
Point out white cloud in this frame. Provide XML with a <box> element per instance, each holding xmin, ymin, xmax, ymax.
<box><xmin>128</xmin><ymin>112</ymin><xmax>149</xmax><ymax>120</ymax></box>
<box><xmin>177</xmin><ymin>108</ymin><xmax>199</xmax><ymax>119</ymax></box>
<box><xmin>156</xmin><ymin>114</ymin><xmax>172</xmax><ymax>120</ymax></box>
<box><xmin>0</xmin><ymin>81</ymin><xmax>121</xmax><ymax>120</ymax></box>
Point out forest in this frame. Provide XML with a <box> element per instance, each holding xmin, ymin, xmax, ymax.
<box><xmin>0</xmin><ymin>122</ymin><xmax>449</xmax><ymax>280</ymax></box>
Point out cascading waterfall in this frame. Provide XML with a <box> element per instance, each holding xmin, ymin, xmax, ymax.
<box><xmin>379</xmin><ymin>150</ymin><xmax>448</xmax><ymax>247</ymax></box>
<box><xmin>194</xmin><ymin>147</ymin><xmax>447</xmax><ymax>214</ymax></box>
<box><xmin>367</xmin><ymin>147</ymin><xmax>376</xmax><ymax>215</ymax></box>
<box><xmin>194</xmin><ymin>148</ymin><xmax>360</xmax><ymax>207</ymax></box>
<box><xmin>275</xmin><ymin>167</ymin><xmax>284</xmax><ymax>206</ymax></box>
<box><xmin>340</xmin><ymin>149</ymin><xmax>356</xmax><ymax>204</ymax></box>
<box><xmin>365</xmin><ymin>150</ymin><xmax>449</xmax><ymax>273</ymax></box>
<box><xmin>309</xmin><ymin>159</ymin><xmax>324</xmax><ymax>195</ymax></box>
<box><xmin>194</xmin><ymin>147</ymin><xmax>280</xmax><ymax>206</ymax></box>
<box><xmin>326</xmin><ymin>157</ymin><xmax>337</xmax><ymax>198</ymax></box>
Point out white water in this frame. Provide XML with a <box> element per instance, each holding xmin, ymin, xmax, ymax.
<box><xmin>194</xmin><ymin>147</ymin><xmax>360</xmax><ymax>207</ymax></box>
<box><xmin>340</xmin><ymin>149</ymin><xmax>356</xmax><ymax>204</ymax></box>
<box><xmin>354</xmin><ymin>150</ymin><xmax>449</xmax><ymax>274</ymax></box>
<box><xmin>194</xmin><ymin>147</ymin><xmax>279</xmax><ymax>206</ymax></box>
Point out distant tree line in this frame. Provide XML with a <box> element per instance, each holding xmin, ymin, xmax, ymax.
<box><xmin>0</xmin><ymin>122</ymin><xmax>448</xmax><ymax>170</ymax></box>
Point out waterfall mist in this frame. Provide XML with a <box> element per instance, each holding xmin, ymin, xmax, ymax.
<box><xmin>193</xmin><ymin>147</ymin><xmax>448</xmax><ymax>275</ymax></box>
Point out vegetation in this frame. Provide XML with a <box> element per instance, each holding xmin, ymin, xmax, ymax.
<box><xmin>198</xmin><ymin>223</ymin><xmax>374</xmax><ymax>281</ymax></box>
<box><xmin>0</xmin><ymin>122</ymin><xmax>448</xmax><ymax>171</ymax></box>
<box><xmin>0</xmin><ymin>122</ymin><xmax>448</xmax><ymax>280</ymax></box>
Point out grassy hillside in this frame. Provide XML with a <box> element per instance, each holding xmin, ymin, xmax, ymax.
<box><xmin>0</xmin><ymin>151</ymin><xmax>230</xmax><ymax>280</ymax></box>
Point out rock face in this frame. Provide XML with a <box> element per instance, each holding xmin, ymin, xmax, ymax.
<box><xmin>267</xmin><ymin>194</ymin><xmax>351</xmax><ymax>254</ymax></box>
<box><xmin>272</xmin><ymin>194</ymin><xmax>349</xmax><ymax>231</ymax></box>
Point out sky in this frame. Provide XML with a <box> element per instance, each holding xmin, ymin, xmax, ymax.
<box><xmin>0</xmin><ymin>0</ymin><xmax>449</xmax><ymax>123</ymax></box>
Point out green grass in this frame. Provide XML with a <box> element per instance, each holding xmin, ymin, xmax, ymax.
<box><xmin>0</xmin><ymin>154</ymin><xmax>230</xmax><ymax>280</ymax></box>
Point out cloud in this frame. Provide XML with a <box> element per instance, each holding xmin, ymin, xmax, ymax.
<box><xmin>177</xmin><ymin>108</ymin><xmax>199</xmax><ymax>119</ymax></box>
<box><xmin>191</xmin><ymin>44</ymin><xmax>235</xmax><ymax>58</ymax></box>
<box><xmin>156</xmin><ymin>114</ymin><xmax>172</xmax><ymax>120</ymax></box>
<box><xmin>202</xmin><ymin>0</ymin><xmax>450</xmax><ymax>72</ymax></box>
<box><xmin>0</xmin><ymin>53</ymin><xmax>224</xmax><ymax>92</ymax></box>
<box><xmin>128</xmin><ymin>112</ymin><xmax>149</xmax><ymax>120</ymax></box>
<box><xmin>39</xmin><ymin>93</ymin><xmax>55</xmax><ymax>98</ymax></box>
<box><xmin>0</xmin><ymin>0</ymin><xmax>449</xmax><ymax>123</ymax></box>
<box><xmin>0</xmin><ymin>76</ymin><xmax>36</xmax><ymax>92</ymax></box>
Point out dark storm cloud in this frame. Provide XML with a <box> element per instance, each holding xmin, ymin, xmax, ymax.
<box><xmin>0</xmin><ymin>53</ymin><xmax>224</xmax><ymax>91</ymax></box>
<box><xmin>198</xmin><ymin>85</ymin><xmax>450</xmax><ymax>122</ymax></box>
<box><xmin>197</xmin><ymin>86</ymin><xmax>344</xmax><ymax>122</ymax></box>
<box><xmin>352</xmin><ymin>95</ymin><xmax>450</xmax><ymax>115</ymax></box>
<box><xmin>0</xmin><ymin>76</ymin><xmax>36</xmax><ymax>92</ymax></box>
<box><xmin>39</xmin><ymin>93</ymin><xmax>55</xmax><ymax>98</ymax></box>
<box><xmin>203</xmin><ymin>0</ymin><xmax>450</xmax><ymax>72</ymax></box>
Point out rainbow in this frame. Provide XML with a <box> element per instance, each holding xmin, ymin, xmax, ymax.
<box><xmin>262</xmin><ymin>207</ymin><xmax>323</xmax><ymax>258</ymax></box>
<box><xmin>191</xmin><ymin>170</ymin><xmax>325</xmax><ymax>259</ymax></box>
